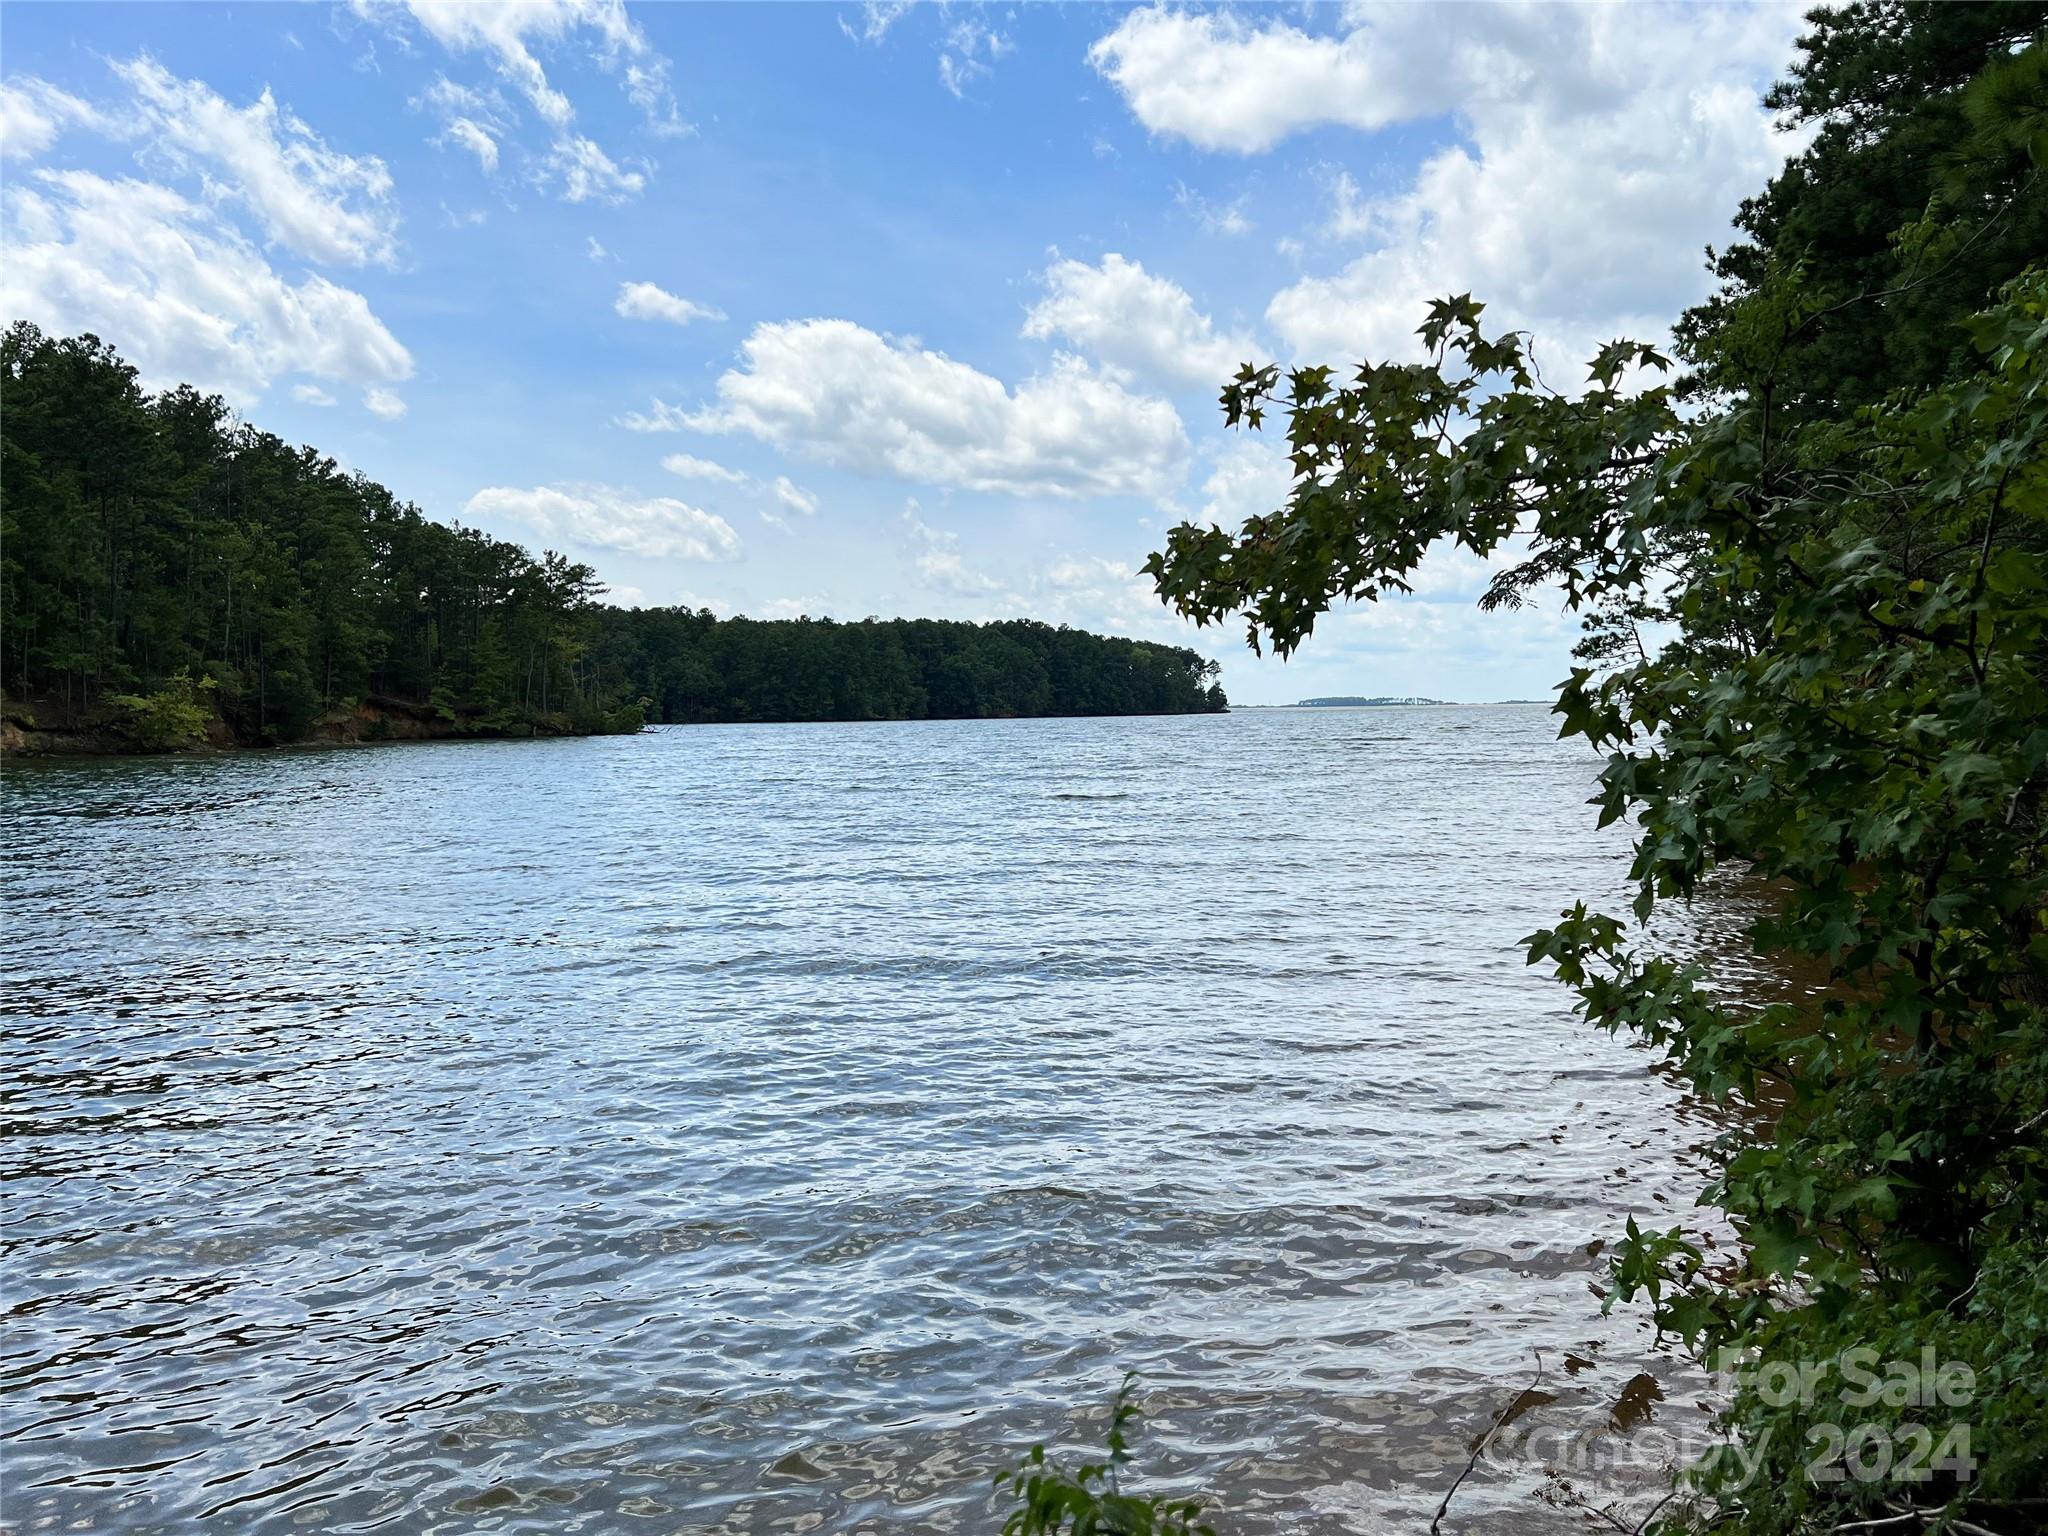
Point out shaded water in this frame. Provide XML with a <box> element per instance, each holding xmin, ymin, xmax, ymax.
<box><xmin>4</xmin><ymin>707</ymin><xmax>1742</xmax><ymax>1533</ymax></box>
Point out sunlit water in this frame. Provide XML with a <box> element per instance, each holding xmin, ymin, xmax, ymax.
<box><xmin>3</xmin><ymin>707</ymin><xmax>1757</xmax><ymax>1533</ymax></box>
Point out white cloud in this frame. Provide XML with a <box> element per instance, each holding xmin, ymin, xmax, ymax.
<box><xmin>615</xmin><ymin>280</ymin><xmax>723</xmax><ymax>326</ymax></box>
<box><xmin>842</xmin><ymin>4</ymin><xmax>1012</xmax><ymax>98</ymax></box>
<box><xmin>1023</xmin><ymin>252</ymin><xmax>1259</xmax><ymax>389</ymax></box>
<box><xmin>0</xmin><ymin>78</ymin><xmax>105</xmax><ymax>161</ymax></box>
<box><xmin>545</xmin><ymin>134</ymin><xmax>644</xmax><ymax>203</ymax></box>
<box><xmin>586</xmin><ymin>235</ymin><xmax>608</xmax><ymax>261</ymax></box>
<box><xmin>364</xmin><ymin>0</ymin><xmax>671</xmax><ymax>126</ymax></box>
<box><xmin>903</xmin><ymin>503</ymin><xmax>1000</xmax><ymax>594</ymax></box>
<box><xmin>1262</xmin><ymin>7</ymin><xmax>1802</xmax><ymax>368</ymax></box>
<box><xmin>621</xmin><ymin>62</ymin><xmax>689</xmax><ymax>140</ymax></box>
<box><xmin>917</xmin><ymin>547</ymin><xmax>999</xmax><ymax>593</ymax></box>
<box><xmin>1319</xmin><ymin>168</ymin><xmax>1373</xmax><ymax>241</ymax></box>
<box><xmin>939</xmin><ymin>16</ymin><xmax>1012</xmax><ymax>99</ymax></box>
<box><xmin>661</xmin><ymin>452</ymin><xmax>746</xmax><ymax>484</ymax></box>
<box><xmin>116</xmin><ymin>57</ymin><xmax>399</xmax><ymax>267</ymax></box>
<box><xmin>770</xmin><ymin>476</ymin><xmax>818</xmax><ymax>517</ymax></box>
<box><xmin>1088</xmin><ymin>7</ymin><xmax>1449</xmax><ymax>155</ymax></box>
<box><xmin>464</xmin><ymin>483</ymin><xmax>743</xmax><ymax>562</ymax></box>
<box><xmin>1044</xmin><ymin>554</ymin><xmax>1135</xmax><ymax>591</ymax></box>
<box><xmin>660</xmin><ymin>453</ymin><xmax>816</xmax><ymax>526</ymax></box>
<box><xmin>879</xmin><ymin>504</ymin><xmax>1207</xmax><ymax>636</ymax></box>
<box><xmin>1403</xmin><ymin>533</ymin><xmax>1532</xmax><ymax>600</ymax></box>
<box><xmin>292</xmin><ymin>383</ymin><xmax>338</xmax><ymax>406</ymax></box>
<box><xmin>361</xmin><ymin>0</ymin><xmax>682</xmax><ymax>200</ymax></box>
<box><xmin>1089</xmin><ymin>5</ymin><xmax>1803</xmax><ymax>372</ymax></box>
<box><xmin>619</xmin><ymin>398</ymin><xmax>692</xmax><ymax>433</ymax></box>
<box><xmin>363</xmin><ymin>386</ymin><xmax>407</xmax><ymax>420</ymax></box>
<box><xmin>683</xmin><ymin>318</ymin><xmax>1187</xmax><ymax>500</ymax></box>
<box><xmin>439</xmin><ymin>116</ymin><xmax>499</xmax><ymax>172</ymax></box>
<box><xmin>840</xmin><ymin>2</ymin><xmax>912</xmax><ymax>45</ymax></box>
<box><xmin>1025</xmin><ymin>547</ymin><xmax>1190</xmax><ymax>637</ymax></box>
<box><xmin>416</xmin><ymin>75</ymin><xmax>514</xmax><ymax>173</ymax></box>
<box><xmin>1</xmin><ymin>170</ymin><xmax>413</xmax><ymax>406</ymax></box>
<box><xmin>1196</xmin><ymin>439</ymin><xmax>1293</xmax><ymax>529</ymax></box>
<box><xmin>1174</xmin><ymin>181</ymin><xmax>1252</xmax><ymax>237</ymax></box>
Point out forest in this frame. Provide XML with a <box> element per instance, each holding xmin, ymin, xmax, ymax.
<box><xmin>0</xmin><ymin>327</ymin><xmax>1225</xmax><ymax>751</ymax></box>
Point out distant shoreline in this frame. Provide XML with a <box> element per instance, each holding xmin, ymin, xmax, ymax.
<box><xmin>1240</xmin><ymin>697</ymin><xmax>1552</xmax><ymax>709</ymax></box>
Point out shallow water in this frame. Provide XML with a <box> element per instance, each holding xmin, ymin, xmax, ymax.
<box><xmin>4</xmin><ymin>706</ymin><xmax>1742</xmax><ymax>1532</ymax></box>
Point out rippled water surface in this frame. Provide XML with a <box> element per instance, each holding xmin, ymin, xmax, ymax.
<box><xmin>5</xmin><ymin>708</ymin><xmax>1740</xmax><ymax>1533</ymax></box>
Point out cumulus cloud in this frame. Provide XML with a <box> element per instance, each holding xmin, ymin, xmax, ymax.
<box><xmin>615</xmin><ymin>280</ymin><xmax>723</xmax><ymax>326</ymax></box>
<box><xmin>680</xmin><ymin>318</ymin><xmax>1187</xmax><ymax>500</ymax></box>
<box><xmin>464</xmin><ymin>483</ymin><xmax>743</xmax><ymax>562</ymax></box>
<box><xmin>1</xmin><ymin>170</ymin><xmax>414</xmax><ymax>406</ymax></box>
<box><xmin>1023</xmin><ymin>252</ymin><xmax>1259</xmax><ymax>389</ymax></box>
<box><xmin>1266</xmin><ymin>8</ymin><xmax>1802</xmax><ymax>367</ymax></box>
<box><xmin>0</xmin><ymin>77</ymin><xmax>105</xmax><ymax>161</ymax></box>
<box><xmin>292</xmin><ymin>383</ymin><xmax>338</xmax><ymax>406</ymax></box>
<box><xmin>116</xmin><ymin>57</ymin><xmax>399</xmax><ymax>266</ymax></box>
<box><xmin>1091</xmin><ymin>5</ymin><xmax>1804</xmax><ymax>371</ymax></box>
<box><xmin>1088</xmin><ymin>7</ymin><xmax>1448</xmax><ymax>155</ymax></box>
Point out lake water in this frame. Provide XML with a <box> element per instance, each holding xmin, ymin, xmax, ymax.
<box><xmin>2</xmin><ymin>707</ymin><xmax>1752</xmax><ymax>1533</ymax></box>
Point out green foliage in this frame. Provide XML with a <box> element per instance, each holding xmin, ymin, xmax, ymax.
<box><xmin>605</xmin><ymin>696</ymin><xmax>652</xmax><ymax>735</ymax></box>
<box><xmin>0</xmin><ymin>323</ymin><xmax>607</xmax><ymax>741</ymax></box>
<box><xmin>103</xmin><ymin>670</ymin><xmax>215</xmax><ymax>752</ymax></box>
<box><xmin>0</xmin><ymin>328</ymin><xmax>1225</xmax><ymax>744</ymax></box>
<box><xmin>1676</xmin><ymin>1</ymin><xmax>2047</xmax><ymax>412</ymax></box>
<box><xmin>994</xmin><ymin>1376</ymin><xmax>1215</xmax><ymax>1536</ymax></box>
<box><xmin>588</xmin><ymin>610</ymin><xmax>1226</xmax><ymax>724</ymax></box>
<box><xmin>1143</xmin><ymin>18</ymin><xmax>2047</xmax><ymax>1525</ymax></box>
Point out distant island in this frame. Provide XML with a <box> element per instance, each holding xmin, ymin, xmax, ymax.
<box><xmin>1293</xmin><ymin>695</ymin><xmax>1448</xmax><ymax>708</ymax></box>
<box><xmin>0</xmin><ymin>326</ymin><xmax>1227</xmax><ymax>756</ymax></box>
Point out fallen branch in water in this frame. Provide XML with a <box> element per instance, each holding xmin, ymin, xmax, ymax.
<box><xmin>1430</xmin><ymin>1352</ymin><xmax>1544</xmax><ymax>1536</ymax></box>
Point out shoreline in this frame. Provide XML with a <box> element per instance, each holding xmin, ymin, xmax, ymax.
<box><xmin>0</xmin><ymin>697</ymin><xmax>1242</xmax><ymax>760</ymax></box>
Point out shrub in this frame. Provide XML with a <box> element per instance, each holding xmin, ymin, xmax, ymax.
<box><xmin>994</xmin><ymin>1376</ymin><xmax>1215</xmax><ymax>1536</ymax></box>
<box><xmin>104</xmin><ymin>671</ymin><xmax>215</xmax><ymax>752</ymax></box>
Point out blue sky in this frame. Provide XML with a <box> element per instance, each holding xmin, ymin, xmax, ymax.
<box><xmin>1</xmin><ymin>1</ymin><xmax>1807</xmax><ymax>703</ymax></box>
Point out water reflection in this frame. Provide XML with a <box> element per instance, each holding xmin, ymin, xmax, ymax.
<box><xmin>5</xmin><ymin>708</ymin><xmax>1749</xmax><ymax>1532</ymax></box>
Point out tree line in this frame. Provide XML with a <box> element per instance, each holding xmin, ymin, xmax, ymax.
<box><xmin>0</xmin><ymin>325</ymin><xmax>1224</xmax><ymax>747</ymax></box>
<box><xmin>590</xmin><ymin>609</ymin><xmax>1226</xmax><ymax>724</ymax></box>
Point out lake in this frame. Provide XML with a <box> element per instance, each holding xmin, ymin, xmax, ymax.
<box><xmin>2</xmin><ymin>706</ymin><xmax>1748</xmax><ymax>1533</ymax></box>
